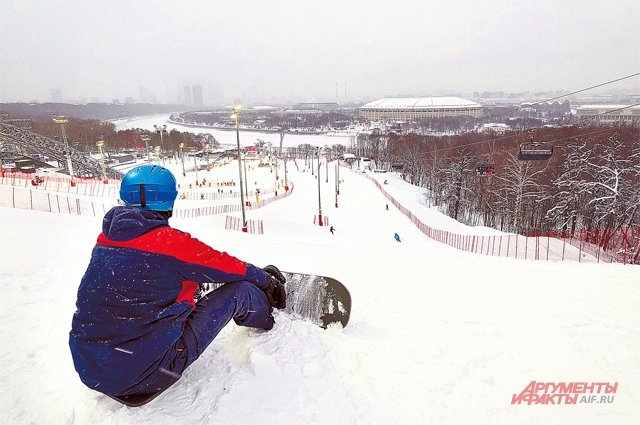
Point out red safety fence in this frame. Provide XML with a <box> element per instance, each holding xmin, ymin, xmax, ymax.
<box><xmin>0</xmin><ymin>185</ymin><xmax>117</xmax><ymax>217</ymax></box>
<box><xmin>525</xmin><ymin>227</ymin><xmax>639</xmax><ymax>265</ymax></box>
<box><xmin>0</xmin><ymin>172</ymin><xmax>120</xmax><ymax>197</ymax></box>
<box><xmin>1</xmin><ymin>182</ymin><xmax>295</xmax><ymax>234</ymax></box>
<box><xmin>350</xmin><ymin>168</ymin><xmax>638</xmax><ymax>264</ymax></box>
<box><xmin>224</xmin><ymin>215</ymin><xmax>264</xmax><ymax>234</ymax></box>
<box><xmin>313</xmin><ymin>215</ymin><xmax>329</xmax><ymax>226</ymax></box>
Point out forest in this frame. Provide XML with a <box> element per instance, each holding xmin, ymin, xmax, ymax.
<box><xmin>356</xmin><ymin>125</ymin><xmax>639</xmax><ymax>262</ymax></box>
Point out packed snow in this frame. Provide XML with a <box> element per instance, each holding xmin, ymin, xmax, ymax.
<box><xmin>1</xmin><ymin>156</ymin><xmax>639</xmax><ymax>425</ymax></box>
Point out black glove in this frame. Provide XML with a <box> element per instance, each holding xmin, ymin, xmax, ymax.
<box><xmin>262</xmin><ymin>265</ymin><xmax>286</xmax><ymax>309</ymax></box>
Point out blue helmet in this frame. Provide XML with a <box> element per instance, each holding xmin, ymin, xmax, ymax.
<box><xmin>120</xmin><ymin>165</ymin><xmax>178</xmax><ymax>212</ymax></box>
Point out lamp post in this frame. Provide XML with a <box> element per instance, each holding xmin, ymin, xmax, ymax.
<box><xmin>336</xmin><ymin>157</ymin><xmax>340</xmax><ymax>194</ymax></box>
<box><xmin>311</xmin><ymin>148</ymin><xmax>314</xmax><ymax>176</ymax></box>
<box><xmin>284</xmin><ymin>150</ymin><xmax>289</xmax><ymax>192</ymax></box>
<box><xmin>243</xmin><ymin>153</ymin><xmax>249</xmax><ymax>198</ymax></box>
<box><xmin>96</xmin><ymin>140</ymin><xmax>107</xmax><ymax>183</ymax></box>
<box><xmin>335</xmin><ymin>160</ymin><xmax>339</xmax><ymax>208</ymax></box>
<box><xmin>316</xmin><ymin>148</ymin><xmax>323</xmax><ymax>226</ymax></box>
<box><xmin>193</xmin><ymin>155</ymin><xmax>199</xmax><ymax>185</ymax></box>
<box><xmin>153</xmin><ymin>124</ymin><xmax>167</xmax><ymax>167</ymax></box>
<box><xmin>140</xmin><ymin>135</ymin><xmax>151</xmax><ymax>163</ymax></box>
<box><xmin>231</xmin><ymin>105</ymin><xmax>247</xmax><ymax>232</ymax></box>
<box><xmin>179</xmin><ymin>143</ymin><xmax>186</xmax><ymax>176</ymax></box>
<box><xmin>52</xmin><ymin>115</ymin><xmax>74</xmax><ymax>179</ymax></box>
<box><xmin>325</xmin><ymin>148</ymin><xmax>329</xmax><ymax>183</ymax></box>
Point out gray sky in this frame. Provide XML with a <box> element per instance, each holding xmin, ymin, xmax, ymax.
<box><xmin>1</xmin><ymin>0</ymin><xmax>639</xmax><ymax>104</ymax></box>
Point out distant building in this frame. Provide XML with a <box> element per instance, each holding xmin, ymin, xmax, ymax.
<box><xmin>575</xmin><ymin>104</ymin><xmax>640</xmax><ymax>124</ymax></box>
<box><xmin>292</xmin><ymin>102</ymin><xmax>339</xmax><ymax>111</ymax></box>
<box><xmin>183</xmin><ymin>86</ymin><xmax>193</xmax><ymax>106</ymax></box>
<box><xmin>192</xmin><ymin>85</ymin><xmax>204</xmax><ymax>107</ymax></box>
<box><xmin>359</xmin><ymin>97</ymin><xmax>482</xmax><ymax>121</ymax></box>
<box><xmin>50</xmin><ymin>89</ymin><xmax>63</xmax><ymax>103</ymax></box>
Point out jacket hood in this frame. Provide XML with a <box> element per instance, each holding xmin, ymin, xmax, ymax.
<box><xmin>102</xmin><ymin>206</ymin><xmax>169</xmax><ymax>241</ymax></box>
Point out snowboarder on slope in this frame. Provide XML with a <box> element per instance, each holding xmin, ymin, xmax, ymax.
<box><xmin>330</xmin><ymin>226</ymin><xmax>335</xmax><ymax>234</ymax></box>
<box><xmin>394</xmin><ymin>233</ymin><xmax>401</xmax><ymax>242</ymax></box>
<box><xmin>69</xmin><ymin>165</ymin><xmax>286</xmax><ymax>400</ymax></box>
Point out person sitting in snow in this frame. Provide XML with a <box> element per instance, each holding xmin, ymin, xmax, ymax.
<box><xmin>69</xmin><ymin>165</ymin><xmax>286</xmax><ymax>401</ymax></box>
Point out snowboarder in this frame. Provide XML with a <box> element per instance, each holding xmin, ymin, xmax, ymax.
<box><xmin>394</xmin><ymin>233</ymin><xmax>401</xmax><ymax>242</ymax></box>
<box><xmin>330</xmin><ymin>226</ymin><xmax>335</xmax><ymax>234</ymax></box>
<box><xmin>69</xmin><ymin>165</ymin><xmax>286</xmax><ymax>401</ymax></box>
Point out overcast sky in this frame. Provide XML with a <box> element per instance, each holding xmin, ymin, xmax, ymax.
<box><xmin>1</xmin><ymin>0</ymin><xmax>638</xmax><ymax>105</ymax></box>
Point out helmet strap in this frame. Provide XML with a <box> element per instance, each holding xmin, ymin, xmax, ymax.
<box><xmin>139</xmin><ymin>183</ymin><xmax>146</xmax><ymax>208</ymax></box>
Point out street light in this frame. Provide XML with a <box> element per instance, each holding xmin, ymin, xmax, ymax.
<box><xmin>193</xmin><ymin>154</ymin><xmax>199</xmax><ymax>185</ymax></box>
<box><xmin>231</xmin><ymin>105</ymin><xmax>247</xmax><ymax>232</ymax></box>
<box><xmin>335</xmin><ymin>160</ymin><xmax>339</xmax><ymax>208</ymax></box>
<box><xmin>316</xmin><ymin>147</ymin><xmax>323</xmax><ymax>226</ymax></box>
<box><xmin>153</xmin><ymin>124</ymin><xmax>167</xmax><ymax>167</ymax></box>
<box><xmin>96</xmin><ymin>139</ymin><xmax>108</xmax><ymax>183</ymax></box>
<box><xmin>325</xmin><ymin>147</ymin><xmax>329</xmax><ymax>183</ymax></box>
<box><xmin>140</xmin><ymin>134</ymin><xmax>151</xmax><ymax>163</ymax></box>
<box><xmin>179</xmin><ymin>143</ymin><xmax>186</xmax><ymax>176</ymax></box>
<box><xmin>52</xmin><ymin>115</ymin><xmax>74</xmax><ymax>179</ymax></box>
<box><xmin>243</xmin><ymin>153</ymin><xmax>249</xmax><ymax>198</ymax></box>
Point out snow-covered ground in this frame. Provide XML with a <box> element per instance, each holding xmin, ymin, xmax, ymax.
<box><xmin>1</xmin><ymin>159</ymin><xmax>639</xmax><ymax>425</ymax></box>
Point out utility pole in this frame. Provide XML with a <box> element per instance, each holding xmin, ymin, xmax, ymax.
<box><xmin>231</xmin><ymin>105</ymin><xmax>247</xmax><ymax>232</ymax></box>
<box><xmin>179</xmin><ymin>143</ymin><xmax>186</xmax><ymax>176</ymax></box>
<box><xmin>316</xmin><ymin>148</ymin><xmax>323</xmax><ymax>226</ymax></box>
<box><xmin>52</xmin><ymin>115</ymin><xmax>74</xmax><ymax>179</ymax></box>
<box><xmin>140</xmin><ymin>134</ymin><xmax>151</xmax><ymax>163</ymax></box>
<box><xmin>154</xmin><ymin>124</ymin><xmax>167</xmax><ymax>167</ymax></box>
<box><xmin>96</xmin><ymin>139</ymin><xmax>107</xmax><ymax>183</ymax></box>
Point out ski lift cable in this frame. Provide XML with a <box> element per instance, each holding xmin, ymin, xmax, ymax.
<box><xmin>425</xmin><ymin>102</ymin><xmax>640</xmax><ymax>156</ymax></box>
<box><xmin>490</xmin><ymin>72</ymin><xmax>640</xmax><ymax>118</ymax></box>
<box><xmin>414</xmin><ymin>72</ymin><xmax>640</xmax><ymax>156</ymax></box>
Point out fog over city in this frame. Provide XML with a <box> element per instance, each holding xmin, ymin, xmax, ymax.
<box><xmin>1</xmin><ymin>0</ymin><xmax>639</xmax><ymax>104</ymax></box>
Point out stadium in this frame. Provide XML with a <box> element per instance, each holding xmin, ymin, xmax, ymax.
<box><xmin>359</xmin><ymin>97</ymin><xmax>483</xmax><ymax>121</ymax></box>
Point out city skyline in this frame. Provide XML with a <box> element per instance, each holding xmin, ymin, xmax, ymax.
<box><xmin>1</xmin><ymin>0</ymin><xmax>639</xmax><ymax>104</ymax></box>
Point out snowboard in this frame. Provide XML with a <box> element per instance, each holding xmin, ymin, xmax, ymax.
<box><xmin>281</xmin><ymin>272</ymin><xmax>351</xmax><ymax>329</ymax></box>
<box><xmin>107</xmin><ymin>272</ymin><xmax>350</xmax><ymax>407</ymax></box>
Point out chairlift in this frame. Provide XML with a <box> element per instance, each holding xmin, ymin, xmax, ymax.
<box><xmin>475</xmin><ymin>163</ymin><xmax>495</xmax><ymax>176</ymax></box>
<box><xmin>518</xmin><ymin>141</ymin><xmax>553</xmax><ymax>161</ymax></box>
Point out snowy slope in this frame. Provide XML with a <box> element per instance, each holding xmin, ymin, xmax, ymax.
<box><xmin>1</xmin><ymin>161</ymin><xmax>639</xmax><ymax>425</ymax></box>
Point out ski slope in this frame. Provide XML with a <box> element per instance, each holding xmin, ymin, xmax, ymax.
<box><xmin>0</xmin><ymin>160</ymin><xmax>639</xmax><ymax>425</ymax></box>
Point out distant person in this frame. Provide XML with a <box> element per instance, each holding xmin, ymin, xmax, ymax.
<box><xmin>386</xmin><ymin>204</ymin><xmax>389</xmax><ymax>210</ymax></box>
<box><xmin>330</xmin><ymin>226</ymin><xmax>335</xmax><ymax>235</ymax></box>
<box><xmin>394</xmin><ymin>233</ymin><xmax>401</xmax><ymax>242</ymax></box>
<box><xmin>69</xmin><ymin>165</ymin><xmax>286</xmax><ymax>402</ymax></box>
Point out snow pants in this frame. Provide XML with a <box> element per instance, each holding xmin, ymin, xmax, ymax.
<box><xmin>125</xmin><ymin>281</ymin><xmax>273</xmax><ymax>396</ymax></box>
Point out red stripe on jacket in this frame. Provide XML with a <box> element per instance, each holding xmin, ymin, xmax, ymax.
<box><xmin>97</xmin><ymin>227</ymin><xmax>248</xmax><ymax>275</ymax></box>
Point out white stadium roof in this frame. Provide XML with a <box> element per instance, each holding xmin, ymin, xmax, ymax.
<box><xmin>361</xmin><ymin>97</ymin><xmax>480</xmax><ymax>110</ymax></box>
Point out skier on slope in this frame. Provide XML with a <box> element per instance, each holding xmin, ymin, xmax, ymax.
<box><xmin>394</xmin><ymin>233</ymin><xmax>401</xmax><ymax>242</ymax></box>
<box><xmin>69</xmin><ymin>165</ymin><xmax>286</xmax><ymax>400</ymax></box>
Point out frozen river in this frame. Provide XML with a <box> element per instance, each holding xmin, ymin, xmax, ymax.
<box><xmin>111</xmin><ymin>113</ymin><xmax>355</xmax><ymax>149</ymax></box>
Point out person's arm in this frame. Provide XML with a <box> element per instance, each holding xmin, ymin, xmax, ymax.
<box><xmin>161</xmin><ymin>227</ymin><xmax>269</xmax><ymax>287</ymax></box>
<box><xmin>97</xmin><ymin>226</ymin><xmax>269</xmax><ymax>287</ymax></box>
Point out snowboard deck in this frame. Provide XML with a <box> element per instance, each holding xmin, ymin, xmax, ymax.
<box><xmin>281</xmin><ymin>272</ymin><xmax>351</xmax><ymax>328</ymax></box>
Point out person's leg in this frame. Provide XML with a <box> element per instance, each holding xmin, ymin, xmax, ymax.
<box><xmin>179</xmin><ymin>281</ymin><xmax>274</xmax><ymax>369</ymax></box>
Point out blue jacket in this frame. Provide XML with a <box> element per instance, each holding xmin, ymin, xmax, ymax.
<box><xmin>69</xmin><ymin>206</ymin><xmax>268</xmax><ymax>396</ymax></box>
